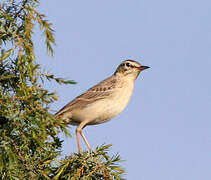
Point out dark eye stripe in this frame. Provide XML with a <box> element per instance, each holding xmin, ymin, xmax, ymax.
<box><xmin>126</xmin><ymin>63</ymin><xmax>131</xmax><ymax>67</ymax></box>
<box><xmin>120</xmin><ymin>62</ymin><xmax>137</xmax><ymax>68</ymax></box>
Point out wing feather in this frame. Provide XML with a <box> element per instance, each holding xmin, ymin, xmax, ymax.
<box><xmin>55</xmin><ymin>76</ymin><xmax>120</xmax><ymax>116</ymax></box>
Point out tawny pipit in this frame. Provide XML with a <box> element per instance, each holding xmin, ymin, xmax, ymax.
<box><xmin>55</xmin><ymin>60</ymin><xmax>149</xmax><ymax>153</ymax></box>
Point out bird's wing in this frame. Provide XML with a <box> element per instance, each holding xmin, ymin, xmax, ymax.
<box><xmin>55</xmin><ymin>76</ymin><xmax>120</xmax><ymax>117</ymax></box>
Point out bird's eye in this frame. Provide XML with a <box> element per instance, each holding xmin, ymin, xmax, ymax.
<box><xmin>125</xmin><ymin>63</ymin><xmax>131</xmax><ymax>67</ymax></box>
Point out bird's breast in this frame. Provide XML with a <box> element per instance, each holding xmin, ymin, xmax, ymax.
<box><xmin>87</xmin><ymin>80</ymin><xmax>134</xmax><ymax>125</ymax></box>
<box><xmin>110</xmin><ymin>81</ymin><xmax>134</xmax><ymax>114</ymax></box>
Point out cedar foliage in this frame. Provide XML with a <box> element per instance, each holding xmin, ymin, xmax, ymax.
<box><xmin>0</xmin><ymin>1</ymin><xmax>125</xmax><ymax>179</ymax></box>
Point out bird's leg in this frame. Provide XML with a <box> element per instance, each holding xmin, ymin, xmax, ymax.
<box><xmin>80</xmin><ymin>131</ymin><xmax>92</xmax><ymax>152</ymax></box>
<box><xmin>76</xmin><ymin>120</ymin><xmax>91</xmax><ymax>153</ymax></box>
<box><xmin>76</xmin><ymin>128</ymin><xmax>81</xmax><ymax>154</ymax></box>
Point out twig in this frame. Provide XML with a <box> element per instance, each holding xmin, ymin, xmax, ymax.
<box><xmin>14</xmin><ymin>0</ymin><xmax>28</xmax><ymax>19</ymax></box>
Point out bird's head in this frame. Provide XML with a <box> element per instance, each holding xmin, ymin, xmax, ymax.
<box><xmin>114</xmin><ymin>60</ymin><xmax>150</xmax><ymax>80</ymax></box>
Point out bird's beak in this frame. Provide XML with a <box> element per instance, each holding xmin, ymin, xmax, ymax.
<box><xmin>138</xmin><ymin>65</ymin><xmax>150</xmax><ymax>71</ymax></box>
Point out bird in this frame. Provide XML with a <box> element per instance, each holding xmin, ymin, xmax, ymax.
<box><xmin>55</xmin><ymin>60</ymin><xmax>150</xmax><ymax>153</ymax></box>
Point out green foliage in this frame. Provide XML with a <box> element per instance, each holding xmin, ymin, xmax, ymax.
<box><xmin>0</xmin><ymin>0</ymin><xmax>125</xmax><ymax>179</ymax></box>
<box><xmin>52</xmin><ymin>145</ymin><xmax>125</xmax><ymax>180</ymax></box>
<box><xmin>0</xmin><ymin>0</ymin><xmax>70</xmax><ymax>178</ymax></box>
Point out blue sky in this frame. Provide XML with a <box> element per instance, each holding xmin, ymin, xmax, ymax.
<box><xmin>35</xmin><ymin>0</ymin><xmax>211</xmax><ymax>179</ymax></box>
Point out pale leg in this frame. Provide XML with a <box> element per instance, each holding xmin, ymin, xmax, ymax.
<box><xmin>80</xmin><ymin>131</ymin><xmax>92</xmax><ymax>152</ymax></box>
<box><xmin>76</xmin><ymin>128</ymin><xmax>81</xmax><ymax>153</ymax></box>
<box><xmin>76</xmin><ymin>120</ymin><xmax>91</xmax><ymax>153</ymax></box>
